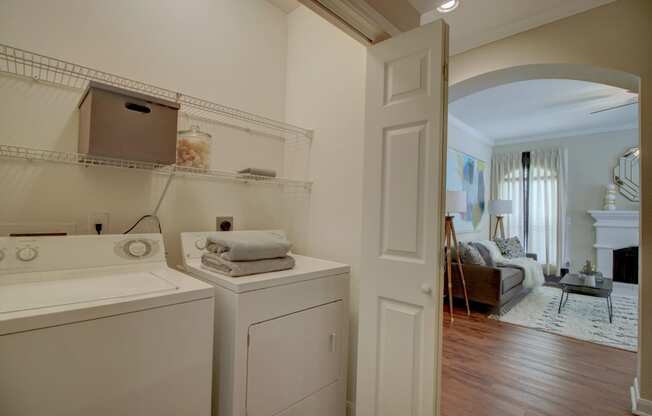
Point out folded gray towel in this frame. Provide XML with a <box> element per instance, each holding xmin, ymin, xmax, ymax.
<box><xmin>237</xmin><ymin>167</ymin><xmax>277</xmax><ymax>178</ymax></box>
<box><xmin>207</xmin><ymin>230</ymin><xmax>291</xmax><ymax>261</ymax></box>
<box><xmin>201</xmin><ymin>252</ymin><xmax>295</xmax><ymax>277</ymax></box>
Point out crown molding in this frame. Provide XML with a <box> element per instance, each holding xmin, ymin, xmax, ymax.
<box><xmin>299</xmin><ymin>0</ymin><xmax>419</xmax><ymax>44</ymax></box>
<box><xmin>493</xmin><ymin>123</ymin><xmax>638</xmax><ymax>146</ymax></box>
<box><xmin>448</xmin><ymin>114</ymin><xmax>495</xmax><ymax>146</ymax></box>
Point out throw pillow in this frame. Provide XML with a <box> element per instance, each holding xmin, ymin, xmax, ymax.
<box><xmin>474</xmin><ymin>240</ymin><xmax>506</xmax><ymax>263</ymax></box>
<box><xmin>460</xmin><ymin>242</ymin><xmax>486</xmax><ymax>266</ymax></box>
<box><xmin>470</xmin><ymin>242</ymin><xmax>495</xmax><ymax>267</ymax></box>
<box><xmin>495</xmin><ymin>236</ymin><xmax>526</xmax><ymax>258</ymax></box>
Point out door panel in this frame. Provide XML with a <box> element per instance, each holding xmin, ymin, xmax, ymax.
<box><xmin>384</xmin><ymin>50</ymin><xmax>430</xmax><ymax>105</ymax></box>
<box><xmin>357</xmin><ymin>20</ymin><xmax>448</xmax><ymax>416</ymax></box>
<box><xmin>376</xmin><ymin>298</ymin><xmax>424</xmax><ymax>416</ymax></box>
<box><xmin>381</xmin><ymin>121</ymin><xmax>426</xmax><ymax>260</ymax></box>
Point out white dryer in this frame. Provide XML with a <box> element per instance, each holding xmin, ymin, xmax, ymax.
<box><xmin>180</xmin><ymin>231</ymin><xmax>350</xmax><ymax>416</ymax></box>
<box><xmin>0</xmin><ymin>234</ymin><xmax>215</xmax><ymax>416</ymax></box>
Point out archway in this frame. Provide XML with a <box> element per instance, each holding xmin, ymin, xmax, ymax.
<box><xmin>442</xmin><ymin>62</ymin><xmax>642</xmax><ymax>414</ymax></box>
<box><xmin>450</xmin><ymin>63</ymin><xmax>639</xmax><ymax>103</ymax></box>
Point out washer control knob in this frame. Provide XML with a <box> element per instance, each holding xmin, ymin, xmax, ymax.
<box><xmin>195</xmin><ymin>239</ymin><xmax>207</xmax><ymax>250</ymax></box>
<box><xmin>126</xmin><ymin>240</ymin><xmax>148</xmax><ymax>258</ymax></box>
<box><xmin>17</xmin><ymin>247</ymin><xmax>38</xmax><ymax>262</ymax></box>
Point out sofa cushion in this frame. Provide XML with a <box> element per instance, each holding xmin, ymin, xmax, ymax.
<box><xmin>459</xmin><ymin>242</ymin><xmax>486</xmax><ymax>266</ymax></box>
<box><xmin>470</xmin><ymin>242</ymin><xmax>496</xmax><ymax>267</ymax></box>
<box><xmin>501</xmin><ymin>266</ymin><xmax>525</xmax><ymax>294</ymax></box>
<box><xmin>495</xmin><ymin>237</ymin><xmax>526</xmax><ymax>258</ymax></box>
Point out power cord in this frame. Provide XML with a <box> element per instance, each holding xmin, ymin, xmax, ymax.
<box><xmin>123</xmin><ymin>214</ymin><xmax>163</xmax><ymax>234</ymax></box>
<box><xmin>123</xmin><ymin>167</ymin><xmax>174</xmax><ymax>235</ymax></box>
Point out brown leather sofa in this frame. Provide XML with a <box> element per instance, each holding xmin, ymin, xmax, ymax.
<box><xmin>446</xmin><ymin>253</ymin><xmax>537</xmax><ymax>315</ymax></box>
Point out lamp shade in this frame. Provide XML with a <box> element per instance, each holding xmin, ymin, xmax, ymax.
<box><xmin>446</xmin><ymin>191</ymin><xmax>467</xmax><ymax>214</ymax></box>
<box><xmin>488</xmin><ymin>199</ymin><xmax>513</xmax><ymax>215</ymax></box>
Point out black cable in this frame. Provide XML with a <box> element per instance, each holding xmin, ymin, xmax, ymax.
<box><xmin>123</xmin><ymin>214</ymin><xmax>163</xmax><ymax>234</ymax></box>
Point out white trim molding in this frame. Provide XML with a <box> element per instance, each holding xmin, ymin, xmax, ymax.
<box><xmin>632</xmin><ymin>378</ymin><xmax>652</xmax><ymax>416</ymax></box>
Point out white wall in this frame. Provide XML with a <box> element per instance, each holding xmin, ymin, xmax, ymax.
<box><xmin>0</xmin><ymin>0</ymin><xmax>299</xmax><ymax>266</ymax></box>
<box><xmin>284</xmin><ymin>6</ymin><xmax>366</xmax><ymax>413</ymax></box>
<box><xmin>494</xmin><ymin>128</ymin><xmax>639</xmax><ymax>269</ymax></box>
<box><xmin>447</xmin><ymin>117</ymin><xmax>493</xmax><ymax>242</ymax></box>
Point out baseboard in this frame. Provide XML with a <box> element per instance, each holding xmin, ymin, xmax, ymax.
<box><xmin>632</xmin><ymin>378</ymin><xmax>652</xmax><ymax>415</ymax></box>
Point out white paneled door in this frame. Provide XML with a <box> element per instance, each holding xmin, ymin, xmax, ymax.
<box><xmin>356</xmin><ymin>20</ymin><xmax>449</xmax><ymax>416</ymax></box>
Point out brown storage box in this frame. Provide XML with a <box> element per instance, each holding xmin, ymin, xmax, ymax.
<box><xmin>78</xmin><ymin>81</ymin><xmax>180</xmax><ymax>164</ymax></box>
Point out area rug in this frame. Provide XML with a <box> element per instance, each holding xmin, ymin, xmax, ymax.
<box><xmin>492</xmin><ymin>286</ymin><xmax>638</xmax><ymax>352</ymax></box>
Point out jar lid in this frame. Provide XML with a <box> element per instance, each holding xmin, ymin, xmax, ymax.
<box><xmin>178</xmin><ymin>125</ymin><xmax>212</xmax><ymax>139</ymax></box>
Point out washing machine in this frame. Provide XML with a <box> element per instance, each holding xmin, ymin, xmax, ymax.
<box><xmin>180</xmin><ymin>231</ymin><xmax>350</xmax><ymax>416</ymax></box>
<box><xmin>0</xmin><ymin>233</ymin><xmax>215</xmax><ymax>416</ymax></box>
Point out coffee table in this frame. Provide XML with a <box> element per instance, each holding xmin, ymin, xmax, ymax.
<box><xmin>558</xmin><ymin>273</ymin><xmax>613</xmax><ymax>323</ymax></box>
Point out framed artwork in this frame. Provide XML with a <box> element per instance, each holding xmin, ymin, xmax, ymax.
<box><xmin>446</xmin><ymin>148</ymin><xmax>487</xmax><ymax>233</ymax></box>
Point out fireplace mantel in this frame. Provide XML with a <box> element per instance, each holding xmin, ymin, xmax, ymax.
<box><xmin>588</xmin><ymin>210</ymin><xmax>639</xmax><ymax>278</ymax></box>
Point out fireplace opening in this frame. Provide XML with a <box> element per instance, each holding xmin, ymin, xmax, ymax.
<box><xmin>613</xmin><ymin>246</ymin><xmax>638</xmax><ymax>284</ymax></box>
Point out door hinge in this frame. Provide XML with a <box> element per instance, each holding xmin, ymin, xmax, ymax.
<box><xmin>443</xmin><ymin>63</ymin><xmax>449</xmax><ymax>82</ymax></box>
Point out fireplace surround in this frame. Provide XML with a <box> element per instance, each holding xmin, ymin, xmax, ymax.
<box><xmin>588</xmin><ymin>210</ymin><xmax>639</xmax><ymax>279</ymax></box>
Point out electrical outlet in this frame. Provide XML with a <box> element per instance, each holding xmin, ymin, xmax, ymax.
<box><xmin>89</xmin><ymin>212</ymin><xmax>110</xmax><ymax>234</ymax></box>
<box><xmin>216</xmin><ymin>216</ymin><xmax>234</xmax><ymax>231</ymax></box>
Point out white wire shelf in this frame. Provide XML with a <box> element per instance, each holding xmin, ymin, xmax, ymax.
<box><xmin>0</xmin><ymin>144</ymin><xmax>312</xmax><ymax>190</ymax></box>
<box><xmin>0</xmin><ymin>43</ymin><xmax>313</xmax><ymax>141</ymax></box>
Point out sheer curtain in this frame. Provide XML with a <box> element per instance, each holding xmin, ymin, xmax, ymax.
<box><xmin>491</xmin><ymin>152</ymin><xmax>525</xmax><ymax>243</ymax></box>
<box><xmin>528</xmin><ymin>148</ymin><xmax>567</xmax><ymax>274</ymax></box>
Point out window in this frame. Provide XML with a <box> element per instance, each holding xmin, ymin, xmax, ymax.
<box><xmin>493</xmin><ymin>149</ymin><xmax>565</xmax><ymax>273</ymax></box>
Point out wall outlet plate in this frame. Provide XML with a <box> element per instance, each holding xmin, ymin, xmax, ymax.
<box><xmin>89</xmin><ymin>212</ymin><xmax>110</xmax><ymax>234</ymax></box>
<box><xmin>216</xmin><ymin>216</ymin><xmax>234</xmax><ymax>231</ymax></box>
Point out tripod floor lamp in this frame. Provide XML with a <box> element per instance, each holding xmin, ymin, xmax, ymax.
<box><xmin>489</xmin><ymin>199</ymin><xmax>513</xmax><ymax>240</ymax></box>
<box><xmin>444</xmin><ymin>191</ymin><xmax>470</xmax><ymax>321</ymax></box>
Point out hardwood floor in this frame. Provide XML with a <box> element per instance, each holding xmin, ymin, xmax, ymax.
<box><xmin>441</xmin><ymin>307</ymin><xmax>636</xmax><ymax>416</ymax></box>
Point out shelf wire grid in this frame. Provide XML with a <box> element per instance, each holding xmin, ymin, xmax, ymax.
<box><xmin>0</xmin><ymin>43</ymin><xmax>312</xmax><ymax>190</ymax></box>
<box><xmin>0</xmin><ymin>144</ymin><xmax>312</xmax><ymax>190</ymax></box>
<box><xmin>0</xmin><ymin>43</ymin><xmax>313</xmax><ymax>140</ymax></box>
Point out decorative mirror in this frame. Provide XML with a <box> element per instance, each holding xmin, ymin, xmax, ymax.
<box><xmin>613</xmin><ymin>147</ymin><xmax>640</xmax><ymax>202</ymax></box>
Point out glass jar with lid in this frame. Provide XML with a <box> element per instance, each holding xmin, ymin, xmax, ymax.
<box><xmin>176</xmin><ymin>125</ymin><xmax>212</xmax><ymax>169</ymax></box>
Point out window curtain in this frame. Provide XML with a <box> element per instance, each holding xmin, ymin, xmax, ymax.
<box><xmin>491</xmin><ymin>152</ymin><xmax>525</xmax><ymax>243</ymax></box>
<box><xmin>491</xmin><ymin>148</ymin><xmax>568</xmax><ymax>275</ymax></box>
<box><xmin>528</xmin><ymin>148</ymin><xmax>567</xmax><ymax>275</ymax></box>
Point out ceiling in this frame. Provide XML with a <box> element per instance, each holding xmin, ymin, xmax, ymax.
<box><xmin>267</xmin><ymin>1</ymin><xmax>618</xmax><ymax>53</ymax></box>
<box><xmin>449</xmin><ymin>79</ymin><xmax>639</xmax><ymax>145</ymax></box>
<box><xmin>266</xmin><ymin>0</ymin><xmax>300</xmax><ymax>13</ymax></box>
<box><xmin>417</xmin><ymin>0</ymin><xmax>617</xmax><ymax>54</ymax></box>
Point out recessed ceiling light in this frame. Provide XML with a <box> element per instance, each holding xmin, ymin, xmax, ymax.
<box><xmin>437</xmin><ymin>0</ymin><xmax>460</xmax><ymax>13</ymax></box>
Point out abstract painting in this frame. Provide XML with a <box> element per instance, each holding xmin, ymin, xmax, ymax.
<box><xmin>446</xmin><ymin>148</ymin><xmax>486</xmax><ymax>233</ymax></box>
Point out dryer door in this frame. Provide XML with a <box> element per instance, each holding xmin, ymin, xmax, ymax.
<box><xmin>246</xmin><ymin>300</ymin><xmax>343</xmax><ymax>416</ymax></box>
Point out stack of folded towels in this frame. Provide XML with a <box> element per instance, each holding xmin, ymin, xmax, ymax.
<box><xmin>201</xmin><ymin>231</ymin><xmax>295</xmax><ymax>277</ymax></box>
